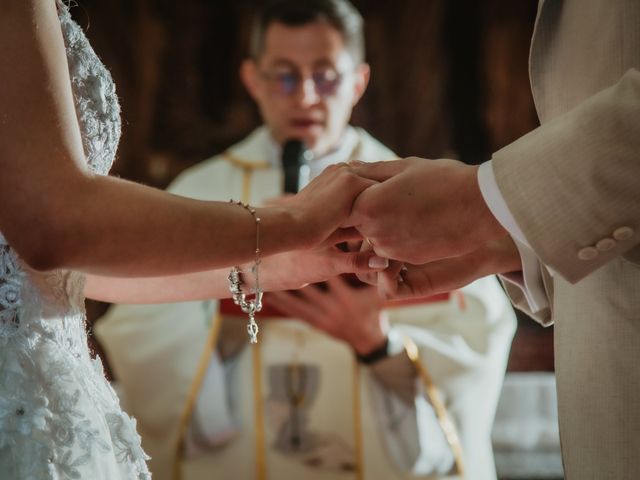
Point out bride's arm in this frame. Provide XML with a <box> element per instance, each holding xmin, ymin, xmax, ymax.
<box><xmin>0</xmin><ymin>0</ymin><xmax>371</xmax><ymax>277</ymax></box>
<box><xmin>85</xmin><ymin>247</ymin><xmax>386</xmax><ymax>303</ymax></box>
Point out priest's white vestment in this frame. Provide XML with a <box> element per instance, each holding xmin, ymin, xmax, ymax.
<box><xmin>96</xmin><ymin>126</ymin><xmax>516</xmax><ymax>480</ymax></box>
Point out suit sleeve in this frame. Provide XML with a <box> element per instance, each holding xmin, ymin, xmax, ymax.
<box><xmin>492</xmin><ymin>68</ymin><xmax>640</xmax><ymax>284</ymax></box>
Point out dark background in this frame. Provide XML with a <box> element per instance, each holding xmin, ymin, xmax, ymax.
<box><xmin>70</xmin><ymin>0</ymin><xmax>553</xmax><ymax>372</ymax></box>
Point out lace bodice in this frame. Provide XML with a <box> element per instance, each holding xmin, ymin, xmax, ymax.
<box><xmin>0</xmin><ymin>5</ymin><xmax>149</xmax><ymax>479</ymax></box>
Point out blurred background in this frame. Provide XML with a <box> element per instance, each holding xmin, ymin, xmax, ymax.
<box><xmin>71</xmin><ymin>1</ymin><xmax>559</xmax><ymax>477</ymax></box>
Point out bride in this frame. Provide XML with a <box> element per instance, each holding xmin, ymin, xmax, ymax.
<box><xmin>0</xmin><ymin>1</ymin><xmax>386</xmax><ymax>478</ymax></box>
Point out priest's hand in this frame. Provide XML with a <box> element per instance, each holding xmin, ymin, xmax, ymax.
<box><xmin>347</xmin><ymin>158</ymin><xmax>508</xmax><ymax>265</ymax></box>
<box><xmin>265</xmin><ymin>275</ymin><xmax>387</xmax><ymax>356</ymax></box>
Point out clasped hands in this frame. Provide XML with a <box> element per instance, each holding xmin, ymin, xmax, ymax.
<box><xmin>266</xmin><ymin>157</ymin><xmax>522</xmax><ymax>356</ymax></box>
<box><xmin>342</xmin><ymin>157</ymin><xmax>523</xmax><ymax>299</ymax></box>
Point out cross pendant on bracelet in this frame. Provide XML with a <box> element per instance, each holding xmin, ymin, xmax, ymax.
<box><xmin>247</xmin><ymin>315</ymin><xmax>259</xmax><ymax>344</ymax></box>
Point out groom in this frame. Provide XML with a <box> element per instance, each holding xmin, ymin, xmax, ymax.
<box><xmin>95</xmin><ymin>1</ymin><xmax>515</xmax><ymax>479</ymax></box>
<box><xmin>347</xmin><ymin>1</ymin><xmax>640</xmax><ymax>478</ymax></box>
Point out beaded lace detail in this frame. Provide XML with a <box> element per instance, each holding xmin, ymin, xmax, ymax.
<box><xmin>0</xmin><ymin>6</ymin><xmax>149</xmax><ymax>479</ymax></box>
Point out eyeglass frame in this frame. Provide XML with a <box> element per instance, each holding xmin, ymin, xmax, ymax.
<box><xmin>257</xmin><ymin>65</ymin><xmax>353</xmax><ymax>98</ymax></box>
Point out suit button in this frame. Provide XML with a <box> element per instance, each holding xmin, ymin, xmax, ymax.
<box><xmin>596</xmin><ymin>238</ymin><xmax>616</xmax><ymax>252</ymax></box>
<box><xmin>577</xmin><ymin>246</ymin><xmax>599</xmax><ymax>260</ymax></box>
<box><xmin>613</xmin><ymin>226</ymin><xmax>634</xmax><ymax>241</ymax></box>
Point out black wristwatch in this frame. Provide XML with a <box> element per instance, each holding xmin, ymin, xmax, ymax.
<box><xmin>355</xmin><ymin>337</ymin><xmax>390</xmax><ymax>365</ymax></box>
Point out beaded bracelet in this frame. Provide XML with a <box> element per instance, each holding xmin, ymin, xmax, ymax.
<box><xmin>228</xmin><ymin>200</ymin><xmax>263</xmax><ymax>344</ymax></box>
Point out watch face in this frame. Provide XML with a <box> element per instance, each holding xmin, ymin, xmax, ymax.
<box><xmin>357</xmin><ymin>337</ymin><xmax>390</xmax><ymax>365</ymax></box>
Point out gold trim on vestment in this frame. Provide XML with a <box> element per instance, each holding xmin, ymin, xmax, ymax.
<box><xmin>252</xmin><ymin>338</ymin><xmax>267</xmax><ymax>480</ymax></box>
<box><xmin>172</xmin><ymin>312</ymin><xmax>223</xmax><ymax>480</ymax></box>
<box><xmin>221</xmin><ymin>134</ymin><xmax>364</xmax><ymax>185</ymax></box>
<box><xmin>221</xmin><ymin>151</ymin><xmax>271</xmax><ymax>206</ymax></box>
<box><xmin>242</xmin><ymin>166</ymin><xmax>253</xmax><ymax>205</ymax></box>
<box><xmin>222</xmin><ymin>151</ymin><xmax>271</xmax><ymax>171</ymax></box>
<box><xmin>403</xmin><ymin>336</ymin><xmax>466</xmax><ymax>478</ymax></box>
<box><xmin>353</xmin><ymin>357</ymin><xmax>364</xmax><ymax>480</ymax></box>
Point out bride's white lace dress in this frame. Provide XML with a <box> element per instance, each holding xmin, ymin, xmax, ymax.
<box><xmin>0</xmin><ymin>5</ymin><xmax>151</xmax><ymax>479</ymax></box>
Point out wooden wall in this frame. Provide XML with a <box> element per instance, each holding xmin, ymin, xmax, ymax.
<box><xmin>70</xmin><ymin>0</ymin><xmax>553</xmax><ymax>372</ymax></box>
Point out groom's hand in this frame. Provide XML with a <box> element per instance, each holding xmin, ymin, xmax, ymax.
<box><xmin>347</xmin><ymin>158</ymin><xmax>508</xmax><ymax>265</ymax></box>
<box><xmin>377</xmin><ymin>236</ymin><xmax>522</xmax><ymax>299</ymax></box>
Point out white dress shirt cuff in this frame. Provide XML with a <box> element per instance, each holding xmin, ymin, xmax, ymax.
<box><xmin>477</xmin><ymin>161</ymin><xmax>549</xmax><ymax>313</ymax></box>
<box><xmin>501</xmin><ymin>240</ymin><xmax>550</xmax><ymax>313</ymax></box>
<box><xmin>477</xmin><ymin>161</ymin><xmax>530</xmax><ymax>247</ymax></box>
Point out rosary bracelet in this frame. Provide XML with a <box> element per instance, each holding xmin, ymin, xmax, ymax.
<box><xmin>228</xmin><ymin>200</ymin><xmax>263</xmax><ymax>343</ymax></box>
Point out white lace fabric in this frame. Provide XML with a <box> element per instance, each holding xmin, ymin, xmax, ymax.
<box><xmin>0</xmin><ymin>6</ymin><xmax>150</xmax><ymax>479</ymax></box>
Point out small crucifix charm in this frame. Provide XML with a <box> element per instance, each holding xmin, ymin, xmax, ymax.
<box><xmin>247</xmin><ymin>314</ymin><xmax>259</xmax><ymax>344</ymax></box>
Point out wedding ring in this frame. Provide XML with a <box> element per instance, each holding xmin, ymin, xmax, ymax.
<box><xmin>397</xmin><ymin>264</ymin><xmax>407</xmax><ymax>283</ymax></box>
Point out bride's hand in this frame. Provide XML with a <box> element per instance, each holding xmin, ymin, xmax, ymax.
<box><xmin>249</xmin><ymin>242</ymin><xmax>389</xmax><ymax>292</ymax></box>
<box><xmin>283</xmin><ymin>163</ymin><xmax>378</xmax><ymax>250</ymax></box>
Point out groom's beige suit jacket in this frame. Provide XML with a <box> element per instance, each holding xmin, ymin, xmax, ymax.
<box><xmin>494</xmin><ymin>1</ymin><xmax>640</xmax><ymax>478</ymax></box>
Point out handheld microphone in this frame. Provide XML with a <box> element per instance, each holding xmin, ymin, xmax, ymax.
<box><xmin>281</xmin><ymin>139</ymin><xmax>312</xmax><ymax>193</ymax></box>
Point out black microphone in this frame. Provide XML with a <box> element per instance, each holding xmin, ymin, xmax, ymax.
<box><xmin>281</xmin><ymin>139</ymin><xmax>312</xmax><ymax>194</ymax></box>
